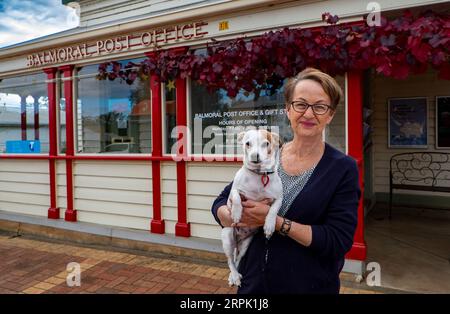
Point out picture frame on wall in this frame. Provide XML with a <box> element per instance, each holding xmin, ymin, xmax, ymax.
<box><xmin>436</xmin><ymin>96</ymin><xmax>450</xmax><ymax>149</ymax></box>
<box><xmin>388</xmin><ymin>97</ymin><xmax>428</xmax><ymax>148</ymax></box>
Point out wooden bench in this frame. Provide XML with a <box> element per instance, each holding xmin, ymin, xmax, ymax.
<box><xmin>389</xmin><ymin>152</ymin><xmax>450</xmax><ymax>219</ymax></box>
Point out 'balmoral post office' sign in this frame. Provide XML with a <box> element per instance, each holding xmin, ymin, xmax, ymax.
<box><xmin>26</xmin><ymin>22</ymin><xmax>208</xmax><ymax>67</ymax></box>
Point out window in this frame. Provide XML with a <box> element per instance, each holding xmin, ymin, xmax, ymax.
<box><xmin>190</xmin><ymin>81</ymin><xmax>291</xmax><ymax>156</ymax></box>
<box><xmin>189</xmin><ymin>75</ymin><xmax>346</xmax><ymax>155</ymax></box>
<box><xmin>74</xmin><ymin>58</ymin><xmax>151</xmax><ymax>154</ymax></box>
<box><xmin>59</xmin><ymin>72</ymin><xmax>66</xmax><ymax>154</ymax></box>
<box><xmin>163</xmin><ymin>79</ymin><xmax>177</xmax><ymax>155</ymax></box>
<box><xmin>0</xmin><ymin>73</ymin><xmax>49</xmax><ymax>154</ymax></box>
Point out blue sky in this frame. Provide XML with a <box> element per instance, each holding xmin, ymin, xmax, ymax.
<box><xmin>0</xmin><ymin>0</ymin><xmax>79</xmax><ymax>48</ymax></box>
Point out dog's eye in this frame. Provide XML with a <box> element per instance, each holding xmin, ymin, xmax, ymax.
<box><xmin>262</xmin><ymin>141</ymin><xmax>270</xmax><ymax>147</ymax></box>
<box><xmin>245</xmin><ymin>142</ymin><xmax>250</xmax><ymax>147</ymax></box>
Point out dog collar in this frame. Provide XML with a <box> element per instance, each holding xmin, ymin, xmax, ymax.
<box><xmin>247</xmin><ymin>168</ymin><xmax>275</xmax><ymax>176</ymax></box>
<box><xmin>247</xmin><ymin>168</ymin><xmax>274</xmax><ymax>187</ymax></box>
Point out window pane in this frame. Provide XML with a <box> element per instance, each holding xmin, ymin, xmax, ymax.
<box><xmin>75</xmin><ymin>58</ymin><xmax>151</xmax><ymax>154</ymax></box>
<box><xmin>0</xmin><ymin>73</ymin><xmax>49</xmax><ymax>154</ymax></box>
<box><xmin>190</xmin><ymin>81</ymin><xmax>290</xmax><ymax>155</ymax></box>
<box><xmin>164</xmin><ymin>79</ymin><xmax>177</xmax><ymax>154</ymax></box>
<box><xmin>59</xmin><ymin>74</ymin><xmax>66</xmax><ymax>154</ymax></box>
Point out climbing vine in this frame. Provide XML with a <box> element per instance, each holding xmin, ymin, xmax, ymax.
<box><xmin>97</xmin><ymin>10</ymin><xmax>450</xmax><ymax>97</ymax></box>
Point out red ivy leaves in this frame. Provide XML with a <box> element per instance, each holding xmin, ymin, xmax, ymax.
<box><xmin>98</xmin><ymin>10</ymin><xmax>450</xmax><ymax>94</ymax></box>
<box><xmin>97</xmin><ymin>60</ymin><xmax>144</xmax><ymax>84</ymax></box>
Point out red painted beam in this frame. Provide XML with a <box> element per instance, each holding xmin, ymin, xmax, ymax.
<box><xmin>0</xmin><ymin>155</ymin><xmax>49</xmax><ymax>160</ymax></box>
<box><xmin>44</xmin><ymin>67</ymin><xmax>60</xmax><ymax>219</ymax></box>
<box><xmin>175</xmin><ymin>77</ymin><xmax>190</xmax><ymax>237</ymax></box>
<box><xmin>345</xmin><ymin>70</ymin><xmax>367</xmax><ymax>261</ymax></box>
<box><xmin>59</xmin><ymin>65</ymin><xmax>77</xmax><ymax>222</ymax></box>
<box><xmin>0</xmin><ymin>154</ymin><xmax>242</xmax><ymax>162</ymax></box>
<box><xmin>146</xmin><ymin>47</ymin><xmax>187</xmax><ymax>236</ymax></box>
<box><xmin>147</xmin><ymin>70</ymin><xmax>165</xmax><ymax>234</ymax></box>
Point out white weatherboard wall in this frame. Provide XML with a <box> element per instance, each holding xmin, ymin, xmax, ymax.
<box><xmin>371</xmin><ymin>69</ymin><xmax>450</xmax><ymax>197</ymax></box>
<box><xmin>73</xmin><ymin>160</ymin><xmax>153</xmax><ymax>230</ymax></box>
<box><xmin>0</xmin><ymin>159</ymin><xmax>50</xmax><ymax>216</ymax></box>
<box><xmin>187</xmin><ymin>162</ymin><xmax>240</xmax><ymax>240</ymax></box>
<box><xmin>57</xmin><ymin>160</ymin><xmax>67</xmax><ymax>215</ymax></box>
<box><xmin>77</xmin><ymin>0</ymin><xmax>223</xmax><ymax>28</ymax></box>
<box><xmin>161</xmin><ymin>162</ymin><xmax>177</xmax><ymax>235</ymax></box>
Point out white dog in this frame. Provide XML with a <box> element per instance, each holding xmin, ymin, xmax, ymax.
<box><xmin>222</xmin><ymin>129</ymin><xmax>283</xmax><ymax>287</ymax></box>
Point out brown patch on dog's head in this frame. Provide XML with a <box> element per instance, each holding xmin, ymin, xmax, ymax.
<box><xmin>259</xmin><ymin>130</ymin><xmax>281</xmax><ymax>155</ymax></box>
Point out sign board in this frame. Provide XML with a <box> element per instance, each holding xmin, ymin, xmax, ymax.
<box><xmin>6</xmin><ymin>140</ymin><xmax>41</xmax><ymax>153</ymax></box>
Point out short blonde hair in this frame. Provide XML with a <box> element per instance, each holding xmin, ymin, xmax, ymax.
<box><xmin>283</xmin><ymin>68</ymin><xmax>343</xmax><ymax>111</ymax></box>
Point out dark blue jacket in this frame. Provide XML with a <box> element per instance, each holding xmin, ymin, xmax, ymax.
<box><xmin>211</xmin><ymin>143</ymin><xmax>360</xmax><ymax>294</ymax></box>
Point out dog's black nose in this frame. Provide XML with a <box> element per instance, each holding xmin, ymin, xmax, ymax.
<box><xmin>250</xmin><ymin>153</ymin><xmax>261</xmax><ymax>163</ymax></box>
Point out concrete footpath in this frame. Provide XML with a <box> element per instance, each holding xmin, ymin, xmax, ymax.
<box><xmin>0</xmin><ymin>233</ymin><xmax>396</xmax><ymax>294</ymax></box>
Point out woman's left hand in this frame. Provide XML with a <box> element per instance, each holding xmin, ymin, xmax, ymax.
<box><xmin>232</xmin><ymin>198</ymin><xmax>273</xmax><ymax>228</ymax></box>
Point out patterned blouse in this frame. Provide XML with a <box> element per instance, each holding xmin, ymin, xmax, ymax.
<box><xmin>277</xmin><ymin>153</ymin><xmax>316</xmax><ymax>217</ymax></box>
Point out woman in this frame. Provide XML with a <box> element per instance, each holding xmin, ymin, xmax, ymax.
<box><xmin>211</xmin><ymin>68</ymin><xmax>361</xmax><ymax>294</ymax></box>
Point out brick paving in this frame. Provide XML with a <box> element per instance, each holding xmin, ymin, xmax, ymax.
<box><xmin>0</xmin><ymin>234</ymin><xmax>383</xmax><ymax>294</ymax></box>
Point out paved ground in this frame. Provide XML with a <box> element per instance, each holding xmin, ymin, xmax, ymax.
<box><xmin>0</xmin><ymin>233</ymin><xmax>387</xmax><ymax>294</ymax></box>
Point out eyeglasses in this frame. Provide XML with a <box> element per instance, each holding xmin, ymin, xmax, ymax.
<box><xmin>290</xmin><ymin>101</ymin><xmax>331</xmax><ymax>115</ymax></box>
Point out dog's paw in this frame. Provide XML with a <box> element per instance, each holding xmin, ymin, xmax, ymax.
<box><xmin>263</xmin><ymin>215</ymin><xmax>276</xmax><ymax>239</ymax></box>
<box><xmin>231</xmin><ymin>205</ymin><xmax>242</xmax><ymax>224</ymax></box>
<box><xmin>263</xmin><ymin>223</ymin><xmax>275</xmax><ymax>239</ymax></box>
<box><xmin>228</xmin><ymin>271</ymin><xmax>242</xmax><ymax>287</ymax></box>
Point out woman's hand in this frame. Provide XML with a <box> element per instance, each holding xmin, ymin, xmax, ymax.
<box><xmin>217</xmin><ymin>205</ymin><xmax>233</xmax><ymax>227</ymax></box>
<box><xmin>232</xmin><ymin>198</ymin><xmax>273</xmax><ymax>228</ymax></box>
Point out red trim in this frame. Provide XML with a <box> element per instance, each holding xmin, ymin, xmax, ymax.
<box><xmin>0</xmin><ymin>154</ymin><xmax>242</xmax><ymax>162</ymax></box>
<box><xmin>145</xmin><ymin>51</ymin><xmax>157</xmax><ymax>59</ymax></box>
<box><xmin>148</xmin><ymin>73</ymin><xmax>165</xmax><ymax>233</ymax></box>
<box><xmin>0</xmin><ymin>155</ymin><xmax>50</xmax><ymax>159</ymax></box>
<box><xmin>175</xmin><ymin>77</ymin><xmax>190</xmax><ymax>237</ymax></box>
<box><xmin>346</xmin><ymin>242</ymin><xmax>367</xmax><ymax>261</ymax></box>
<box><xmin>170</xmin><ymin>46</ymin><xmax>189</xmax><ymax>55</ymax></box>
<box><xmin>59</xmin><ymin>65</ymin><xmax>77</xmax><ymax>222</ymax></box>
<box><xmin>44</xmin><ymin>67</ymin><xmax>60</xmax><ymax>219</ymax></box>
<box><xmin>345</xmin><ymin>70</ymin><xmax>367</xmax><ymax>261</ymax></box>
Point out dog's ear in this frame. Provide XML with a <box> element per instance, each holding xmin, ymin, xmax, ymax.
<box><xmin>237</xmin><ymin>131</ymin><xmax>246</xmax><ymax>144</ymax></box>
